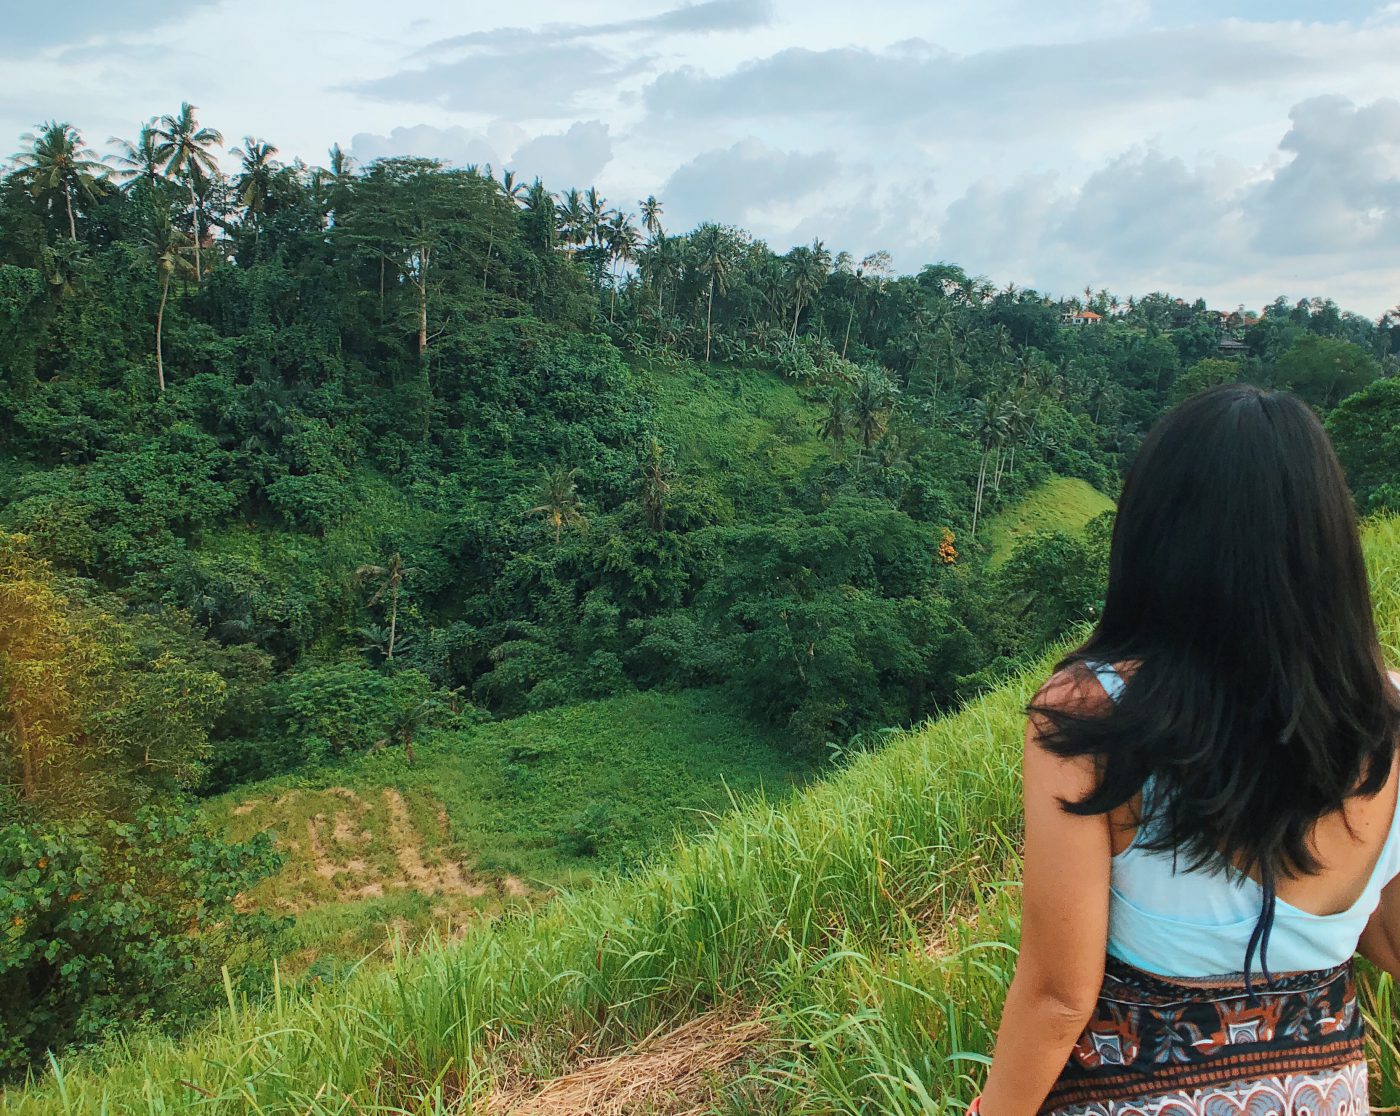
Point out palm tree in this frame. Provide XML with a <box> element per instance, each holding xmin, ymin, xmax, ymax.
<box><xmin>694</xmin><ymin>227</ymin><xmax>730</xmax><ymax>363</ymax></box>
<box><xmin>144</xmin><ymin>209</ymin><xmax>194</xmax><ymax>392</ymax></box>
<box><xmin>154</xmin><ymin>102</ymin><xmax>224</xmax><ymax>280</ymax></box>
<box><xmin>639</xmin><ymin>195</ymin><xmax>664</xmax><ymax>241</ymax></box>
<box><xmin>819</xmin><ymin>392</ymin><xmax>849</xmax><ymax>445</ymax></box>
<box><xmin>231</xmin><ymin>137</ymin><xmax>279</xmax><ymax>230</ymax></box>
<box><xmin>604</xmin><ymin>210</ymin><xmax>640</xmax><ymax>321</ymax></box>
<box><xmin>12</xmin><ymin>121</ymin><xmax>108</xmax><ymax>240</ymax></box>
<box><xmin>840</xmin><ymin>250</ymin><xmax>891</xmax><ymax>359</ymax></box>
<box><xmin>354</xmin><ymin>552</ymin><xmax>421</xmax><ymax>662</ymax></box>
<box><xmin>108</xmin><ymin>119</ymin><xmax>164</xmax><ymax>192</ymax></box>
<box><xmin>559</xmin><ymin>188</ymin><xmax>587</xmax><ymax>251</ymax></box>
<box><xmin>40</xmin><ymin>239</ymin><xmax>86</xmax><ymax>299</ymax></box>
<box><xmin>312</xmin><ymin>143</ymin><xmax>356</xmax><ymax>228</ymax></box>
<box><xmin>499</xmin><ymin>168</ymin><xmax>527</xmax><ymax>205</ymax></box>
<box><xmin>787</xmin><ymin>239</ymin><xmax>831</xmax><ymax>341</ymax></box>
<box><xmin>528</xmin><ymin>465</ymin><xmax>587</xmax><ymax>544</ymax></box>
<box><xmin>584</xmin><ymin>187</ymin><xmax>608</xmax><ymax>247</ymax></box>
<box><xmin>969</xmin><ymin>393</ymin><xmax>1011</xmax><ymax>537</ymax></box>
<box><xmin>851</xmin><ymin>368</ymin><xmax>897</xmax><ymax>450</ymax></box>
<box><xmin>328</xmin><ymin>143</ymin><xmax>355</xmax><ymax>180</ymax></box>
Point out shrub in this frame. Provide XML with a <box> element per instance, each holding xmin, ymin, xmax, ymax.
<box><xmin>0</xmin><ymin>806</ymin><xmax>282</xmax><ymax>1076</ymax></box>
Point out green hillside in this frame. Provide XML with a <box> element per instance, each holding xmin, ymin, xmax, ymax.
<box><xmin>6</xmin><ymin>105</ymin><xmax>1398</xmax><ymax>1099</ymax></box>
<box><xmin>10</xmin><ymin>516</ymin><xmax>1396</xmax><ymax>1115</ymax></box>
<box><xmin>210</xmin><ymin>689</ymin><xmax>811</xmax><ymax>964</ymax></box>
<box><xmin>982</xmin><ymin>475</ymin><xmax>1116</xmax><ymax>564</ymax></box>
<box><xmin>647</xmin><ymin>360</ymin><xmax>828</xmax><ymax>513</ymax></box>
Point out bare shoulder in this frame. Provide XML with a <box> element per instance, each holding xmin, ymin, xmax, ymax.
<box><xmin>1030</xmin><ymin>661</ymin><xmax>1114</xmax><ymax>719</ymax></box>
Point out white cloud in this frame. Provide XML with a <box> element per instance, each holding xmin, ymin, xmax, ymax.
<box><xmin>348</xmin><ymin>120</ymin><xmax>614</xmax><ymax>185</ymax></box>
<box><xmin>9</xmin><ymin>2</ymin><xmax>1400</xmax><ymax>314</ymax></box>
<box><xmin>661</xmin><ymin>138</ymin><xmax>839</xmax><ymax>230</ymax></box>
<box><xmin>349</xmin><ymin>124</ymin><xmax>501</xmax><ymax>168</ymax></box>
<box><xmin>509</xmin><ymin>121</ymin><xmax>615</xmax><ymax>188</ymax></box>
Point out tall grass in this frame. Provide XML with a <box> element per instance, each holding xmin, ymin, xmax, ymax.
<box><xmin>7</xmin><ymin>515</ymin><xmax>1400</xmax><ymax>1115</ymax></box>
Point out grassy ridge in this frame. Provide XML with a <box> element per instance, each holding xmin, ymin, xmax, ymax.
<box><xmin>981</xmin><ymin>476</ymin><xmax>1115</xmax><ymax>564</ymax></box>
<box><xmin>10</xmin><ymin>516</ymin><xmax>1399</xmax><ymax>1114</ymax></box>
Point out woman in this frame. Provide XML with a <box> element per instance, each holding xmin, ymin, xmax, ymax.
<box><xmin>975</xmin><ymin>384</ymin><xmax>1400</xmax><ymax>1115</ymax></box>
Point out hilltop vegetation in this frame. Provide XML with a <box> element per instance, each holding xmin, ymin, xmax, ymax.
<box><xmin>2</xmin><ymin>104</ymin><xmax>1399</xmax><ymax>1079</ymax></box>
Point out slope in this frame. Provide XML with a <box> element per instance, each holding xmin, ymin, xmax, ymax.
<box><xmin>10</xmin><ymin>517</ymin><xmax>1397</xmax><ymax>1115</ymax></box>
<box><xmin>981</xmin><ymin>475</ymin><xmax>1116</xmax><ymax>564</ymax></box>
<box><xmin>208</xmin><ymin>688</ymin><xmax>810</xmax><ymax>965</ymax></box>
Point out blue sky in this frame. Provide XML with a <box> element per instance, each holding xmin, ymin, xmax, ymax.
<box><xmin>4</xmin><ymin>1</ymin><xmax>1400</xmax><ymax>314</ymax></box>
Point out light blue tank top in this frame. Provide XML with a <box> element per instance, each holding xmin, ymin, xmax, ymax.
<box><xmin>1087</xmin><ymin>659</ymin><xmax>1400</xmax><ymax>979</ymax></box>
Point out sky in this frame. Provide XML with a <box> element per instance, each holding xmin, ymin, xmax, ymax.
<box><xmin>5</xmin><ymin>1</ymin><xmax>1400</xmax><ymax>315</ymax></box>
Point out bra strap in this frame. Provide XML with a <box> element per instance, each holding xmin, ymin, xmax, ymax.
<box><xmin>1085</xmin><ymin>659</ymin><xmax>1126</xmax><ymax>702</ymax></box>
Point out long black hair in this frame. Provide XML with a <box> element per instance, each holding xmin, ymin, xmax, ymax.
<box><xmin>1033</xmin><ymin>383</ymin><xmax>1400</xmax><ymax>890</ymax></box>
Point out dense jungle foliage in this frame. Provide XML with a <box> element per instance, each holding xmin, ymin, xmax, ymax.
<box><xmin>2</xmin><ymin>107</ymin><xmax>1398</xmax><ymax>1073</ymax></box>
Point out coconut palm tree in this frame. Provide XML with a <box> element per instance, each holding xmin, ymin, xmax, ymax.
<box><xmin>354</xmin><ymin>552</ymin><xmax>422</xmax><ymax>661</ymax></box>
<box><xmin>604</xmin><ymin>210</ymin><xmax>640</xmax><ymax>321</ymax></box>
<box><xmin>528</xmin><ymin>466</ymin><xmax>587</xmax><ymax>545</ymax></box>
<box><xmin>12</xmin><ymin>121</ymin><xmax>108</xmax><ymax>240</ymax></box>
<box><xmin>851</xmin><ymin>367</ymin><xmax>897</xmax><ymax>450</ymax></box>
<box><xmin>969</xmin><ymin>393</ymin><xmax>1011</xmax><ymax>536</ymax></box>
<box><xmin>559</xmin><ymin>188</ymin><xmax>587</xmax><ymax>251</ymax></box>
<box><xmin>144</xmin><ymin>209</ymin><xmax>194</xmax><ymax>392</ymax></box>
<box><xmin>787</xmin><ymin>239</ymin><xmax>831</xmax><ymax>341</ymax></box>
<box><xmin>499</xmin><ymin>168</ymin><xmax>527</xmax><ymax>206</ymax></box>
<box><xmin>108</xmin><ymin>119</ymin><xmax>164</xmax><ymax>192</ymax></box>
<box><xmin>231</xmin><ymin>137</ymin><xmax>279</xmax><ymax>230</ymax></box>
<box><xmin>153</xmin><ymin>102</ymin><xmax>224</xmax><ymax>280</ymax></box>
<box><xmin>693</xmin><ymin>226</ymin><xmax>730</xmax><ymax>363</ymax></box>
<box><xmin>819</xmin><ymin>392</ymin><xmax>849</xmax><ymax>445</ymax></box>
<box><xmin>639</xmin><ymin>195</ymin><xmax>664</xmax><ymax>241</ymax></box>
<box><xmin>584</xmin><ymin>187</ymin><xmax>608</xmax><ymax>247</ymax></box>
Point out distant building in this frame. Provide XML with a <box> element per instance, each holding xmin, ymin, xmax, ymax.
<box><xmin>1217</xmin><ymin>337</ymin><xmax>1249</xmax><ymax>358</ymax></box>
<box><xmin>1061</xmin><ymin>309</ymin><xmax>1104</xmax><ymax>326</ymax></box>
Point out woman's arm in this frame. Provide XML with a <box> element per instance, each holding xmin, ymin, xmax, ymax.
<box><xmin>979</xmin><ymin>678</ymin><xmax>1113</xmax><ymax>1116</ymax></box>
<box><xmin>1358</xmin><ymin>672</ymin><xmax>1400</xmax><ymax>973</ymax></box>
<box><xmin>1359</xmin><ymin>875</ymin><xmax>1400</xmax><ymax>976</ymax></box>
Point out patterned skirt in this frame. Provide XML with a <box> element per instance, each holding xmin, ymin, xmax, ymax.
<box><xmin>1041</xmin><ymin>956</ymin><xmax>1368</xmax><ymax>1115</ymax></box>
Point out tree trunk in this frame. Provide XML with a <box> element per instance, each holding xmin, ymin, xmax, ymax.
<box><xmin>156</xmin><ymin>268</ymin><xmax>170</xmax><ymax>393</ymax></box>
<box><xmin>417</xmin><ymin>279</ymin><xmax>428</xmax><ymax>355</ymax></box>
<box><xmin>379</xmin><ymin>254</ymin><xmax>385</xmax><ymax>321</ymax></box>
<box><xmin>188</xmin><ymin>177</ymin><xmax>202</xmax><ymax>281</ymax></box>
<box><xmin>387</xmin><ymin>587</ymin><xmax>398</xmax><ymax>661</ymax></box>
<box><xmin>790</xmin><ymin>294</ymin><xmax>802</xmax><ymax>341</ymax></box>
<box><xmin>971</xmin><ymin>448</ymin><xmax>989</xmax><ymax>537</ymax></box>
<box><xmin>64</xmin><ymin>185</ymin><xmax>76</xmax><ymax>241</ymax></box>
<box><xmin>705</xmin><ymin>275</ymin><xmax>715</xmax><ymax>362</ymax></box>
<box><xmin>482</xmin><ymin>225</ymin><xmax>494</xmax><ymax>291</ymax></box>
<box><xmin>842</xmin><ymin>301</ymin><xmax>855</xmax><ymax>358</ymax></box>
